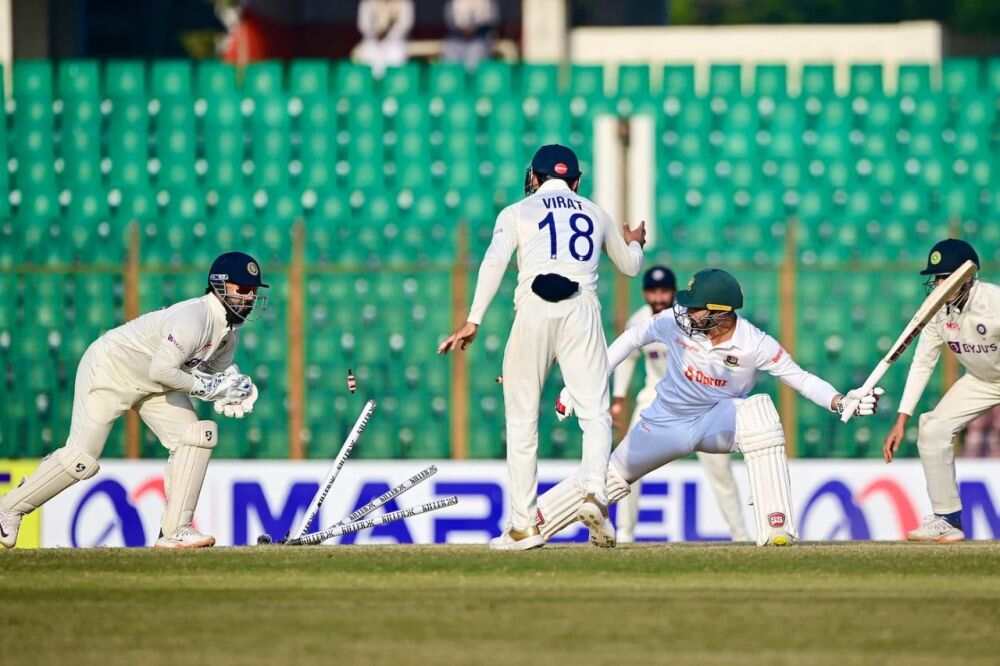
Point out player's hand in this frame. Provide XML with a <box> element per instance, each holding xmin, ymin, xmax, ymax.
<box><xmin>554</xmin><ymin>387</ymin><xmax>575</xmax><ymax>422</ymax></box>
<box><xmin>836</xmin><ymin>386</ymin><xmax>884</xmax><ymax>417</ymax></box>
<box><xmin>215</xmin><ymin>383</ymin><xmax>258</xmax><ymax>419</ymax></box>
<box><xmin>437</xmin><ymin>322</ymin><xmax>479</xmax><ymax>354</ymax></box>
<box><xmin>624</xmin><ymin>221</ymin><xmax>647</xmax><ymax>248</ymax></box>
<box><xmin>610</xmin><ymin>397</ymin><xmax>627</xmax><ymax>430</ymax></box>
<box><xmin>191</xmin><ymin>368</ymin><xmax>252</xmax><ymax>402</ymax></box>
<box><xmin>882</xmin><ymin>414</ymin><xmax>909</xmax><ymax>463</ymax></box>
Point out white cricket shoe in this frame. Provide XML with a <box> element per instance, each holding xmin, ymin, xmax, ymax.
<box><xmin>0</xmin><ymin>509</ymin><xmax>22</xmax><ymax>549</ymax></box>
<box><xmin>578</xmin><ymin>494</ymin><xmax>615</xmax><ymax>549</ymax></box>
<box><xmin>907</xmin><ymin>515</ymin><xmax>965</xmax><ymax>543</ymax></box>
<box><xmin>616</xmin><ymin>529</ymin><xmax>635</xmax><ymax>545</ymax></box>
<box><xmin>154</xmin><ymin>526</ymin><xmax>216</xmax><ymax>549</ymax></box>
<box><xmin>489</xmin><ymin>525</ymin><xmax>545</xmax><ymax>551</ymax></box>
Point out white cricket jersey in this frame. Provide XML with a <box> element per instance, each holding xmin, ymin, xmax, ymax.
<box><xmin>612</xmin><ymin>305</ymin><xmax>669</xmax><ymax>398</ymax></box>
<box><xmin>466</xmin><ymin>179</ymin><xmax>643</xmax><ymax>324</ymax></box>
<box><xmin>95</xmin><ymin>294</ymin><xmax>240</xmax><ymax>396</ymax></box>
<box><xmin>607</xmin><ymin>313</ymin><xmax>840</xmax><ymax>420</ymax></box>
<box><xmin>898</xmin><ymin>280</ymin><xmax>1000</xmax><ymax>415</ymax></box>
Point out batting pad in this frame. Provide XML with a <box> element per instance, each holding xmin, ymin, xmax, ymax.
<box><xmin>736</xmin><ymin>395</ymin><xmax>795</xmax><ymax>546</ymax></box>
<box><xmin>0</xmin><ymin>448</ymin><xmax>98</xmax><ymax>515</ymax></box>
<box><xmin>161</xmin><ymin>421</ymin><xmax>217</xmax><ymax>537</ymax></box>
<box><xmin>538</xmin><ymin>476</ymin><xmax>586</xmax><ymax>540</ymax></box>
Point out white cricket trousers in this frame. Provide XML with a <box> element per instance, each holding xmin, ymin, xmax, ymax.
<box><xmin>613</xmin><ymin>399</ymin><xmax>739</xmax><ymax>484</ymax></box>
<box><xmin>502</xmin><ymin>291</ymin><xmax>612</xmax><ymax>531</ymax></box>
<box><xmin>617</xmin><ymin>388</ymin><xmax>748</xmax><ymax>541</ymax></box>
<box><xmin>917</xmin><ymin>373</ymin><xmax>1000</xmax><ymax>515</ymax></box>
<box><xmin>51</xmin><ymin>340</ymin><xmax>200</xmax><ymax>459</ymax></box>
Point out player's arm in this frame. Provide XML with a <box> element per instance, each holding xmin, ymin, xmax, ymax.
<box><xmin>755</xmin><ymin>335</ymin><xmax>859</xmax><ymax>414</ymax></box>
<box><xmin>883</xmin><ymin>323</ymin><xmax>944</xmax><ymax>461</ymax></box>
<box><xmin>438</xmin><ymin>208</ymin><xmax>516</xmax><ymax>354</ymax></box>
<box><xmin>607</xmin><ymin>316</ymin><xmax>660</xmax><ymax>374</ymax></box>
<box><xmin>148</xmin><ymin>317</ymin><xmax>201</xmax><ymax>393</ymax></box>
<box><xmin>601</xmin><ymin>207</ymin><xmax>646</xmax><ymax>277</ymax></box>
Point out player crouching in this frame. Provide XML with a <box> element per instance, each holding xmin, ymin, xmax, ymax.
<box><xmin>544</xmin><ymin>268</ymin><xmax>883</xmax><ymax>547</ymax></box>
<box><xmin>0</xmin><ymin>252</ymin><xmax>267</xmax><ymax>549</ymax></box>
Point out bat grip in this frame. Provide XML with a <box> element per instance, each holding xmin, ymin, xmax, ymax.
<box><xmin>838</xmin><ymin>365</ymin><xmax>887</xmax><ymax>423</ymax></box>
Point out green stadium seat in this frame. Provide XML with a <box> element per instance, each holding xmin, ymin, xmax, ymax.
<box><xmin>251</xmin><ymin>96</ymin><xmax>291</xmax><ymax>189</ymax></box>
<box><xmin>153</xmin><ymin>100</ymin><xmax>196</xmax><ymax>188</ymax></box>
<box><xmin>849</xmin><ymin>63</ymin><xmax>883</xmax><ymax>97</ymax></box>
<box><xmin>196</xmin><ymin>61</ymin><xmax>237</xmax><ymax>97</ymax></box>
<box><xmin>987</xmin><ymin>58</ymin><xmax>1000</xmax><ymax>95</ymax></box>
<box><xmin>57</xmin><ymin>60</ymin><xmax>100</xmax><ymax>100</ymax></box>
<box><xmin>569</xmin><ymin>65</ymin><xmax>604</xmax><ymax>99</ymax></box>
<box><xmin>897</xmin><ymin>63</ymin><xmax>931</xmax><ymax>97</ymax></box>
<box><xmin>381</xmin><ymin>63</ymin><xmax>420</xmax><ymax>98</ymax></box>
<box><xmin>151</xmin><ymin>60</ymin><xmax>192</xmax><ymax>99</ymax></box>
<box><xmin>105</xmin><ymin>60</ymin><xmax>145</xmax><ymax>99</ymax></box>
<box><xmin>662</xmin><ymin>64</ymin><xmax>695</xmax><ymax>98</ymax></box>
<box><xmin>754</xmin><ymin>64</ymin><xmax>787</xmax><ymax>99</ymax></box>
<box><xmin>522</xmin><ymin>63</ymin><xmax>559</xmax><ymax>98</ymax></box>
<box><xmin>243</xmin><ymin>61</ymin><xmax>283</xmax><ymax>98</ymax></box>
<box><xmin>616</xmin><ymin>64</ymin><xmax>650</xmax><ymax>98</ymax></box>
<box><xmin>942</xmin><ymin>59</ymin><xmax>980</xmax><ymax>97</ymax></box>
<box><xmin>800</xmin><ymin>64</ymin><xmax>835</xmax><ymax>99</ymax></box>
<box><xmin>429</xmin><ymin>62</ymin><xmax>466</xmax><ymax>98</ymax></box>
<box><xmin>107</xmin><ymin>99</ymin><xmax>149</xmax><ymax>189</ymax></box>
<box><xmin>475</xmin><ymin>60</ymin><xmax>511</xmax><ymax>97</ymax></box>
<box><xmin>289</xmin><ymin>60</ymin><xmax>329</xmax><ymax>97</ymax></box>
<box><xmin>709</xmin><ymin>63</ymin><xmax>742</xmax><ymax>97</ymax></box>
<box><xmin>14</xmin><ymin>61</ymin><xmax>53</xmax><ymax>99</ymax></box>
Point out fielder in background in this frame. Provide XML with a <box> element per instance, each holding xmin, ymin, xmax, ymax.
<box><xmin>547</xmin><ymin>268</ymin><xmax>883</xmax><ymax>547</ymax></box>
<box><xmin>612</xmin><ymin>265</ymin><xmax>749</xmax><ymax>543</ymax></box>
<box><xmin>883</xmin><ymin>239</ymin><xmax>1000</xmax><ymax>543</ymax></box>
<box><xmin>439</xmin><ymin>144</ymin><xmax>646</xmax><ymax>550</ymax></box>
<box><xmin>0</xmin><ymin>252</ymin><xmax>267</xmax><ymax>549</ymax></box>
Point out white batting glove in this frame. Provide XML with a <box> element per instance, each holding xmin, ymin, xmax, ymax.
<box><xmin>840</xmin><ymin>387</ymin><xmax>885</xmax><ymax>417</ymax></box>
<box><xmin>191</xmin><ymin>368</ymin><xmax>252</xmax><ymax>403</ymax></box>
<box><xmin>214</xmin><ymin>383</ymin><xmax>258</xmax><ymax>419</ymax></box>
<box><xmin>554</xmin><ymin>387</ymin><xmax>575</xmax><ymax>422</ymax></box>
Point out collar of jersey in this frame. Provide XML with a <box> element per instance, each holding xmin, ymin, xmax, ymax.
<box><xmin>536</xmin><ymin>179</ymin><xmax>572</xmax><ymax>193</ymax></box>
<box><xmin>694</xmin><ymin>316</ymin><xmax>745</xmax><ymax>351</ymax></box>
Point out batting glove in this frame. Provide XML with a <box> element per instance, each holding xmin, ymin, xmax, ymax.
<box><xmin>839</xmin><ymin>386</ymin><xmax>885</xmax><ymax>417</ymax></box>
<box><xmin>554</xmin><ymin>387</ymin><xmax>575</xmax><ymax>422</ymax></box>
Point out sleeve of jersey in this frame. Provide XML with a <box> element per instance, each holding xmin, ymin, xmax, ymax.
<box><xmin>148</xmin><ymin>310</ymin><xmax>200</xmax><ymax>393</ymax></box>
<box><xmin>612</xmin><ymin>313</ymin><xmax>643</xmax><ymax>398</ymax></box>
<box><xmin>467</xmin><ymin>209</ymin><xmax>517</xmax><ymax>325</ymax></box>
<box><xmin>602</xmin><ymin>208</ymin><xmax>643</xmax><ymax>277</ymax></box>
<box><xmin>608</xmin><ymin>317</ymin><xmax>658</xmax><ymax>376</ymax></box>
<box><xmin>757</xmin><ymin>336</ymin><xmax>839</xmax><ymax>411</ymax></box>
<box><xmin>897</xmin><ymin>323</ymin><xmax>944</xmax><ymax>416</ymax></box>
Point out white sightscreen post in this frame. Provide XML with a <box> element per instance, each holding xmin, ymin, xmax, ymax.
<box><xmin>627</xmin><ymin>114</ymin><xmax>656</xmax><ymax>247</ymax></box>
<box><xmin>0</xmin><ymin>0</ymin><xmax>12</xmax><ymax>99</ymax></box>
<box><xmin>593</xmin><ymin>114</ymin><xmax>623</xmax><ymax>224</ymax></box>
<box><xmin>522</xmin><ymin>0</ymin><xmax>567</xmax><ymax>62</ymax></box>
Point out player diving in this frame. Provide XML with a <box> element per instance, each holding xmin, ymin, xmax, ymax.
<box><xmin>0</xmin><ymin>252</ymin><xmax>267</xmax><ymax>549</ymax></box>
<box><xmin>547</xmin><ymin>267</ymin><xmax>884</xmax><ymax>547</ymax></box>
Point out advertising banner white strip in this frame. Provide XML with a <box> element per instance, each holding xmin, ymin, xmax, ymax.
<box><xmin>36</xmin><ymin>459</ymin><xmax>1000</xmax><ymax>548</ymax></box>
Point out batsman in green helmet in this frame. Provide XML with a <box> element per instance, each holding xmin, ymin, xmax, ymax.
<box><xmin>541</xmin><ymin>268</ymin><xmax>884</xmax><ymax>547</ymax></box>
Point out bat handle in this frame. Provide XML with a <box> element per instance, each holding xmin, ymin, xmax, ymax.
<box><xmin>838</xmin><ymin>368</ymin><xmax>885</xmax><ymax>423</ymax></box>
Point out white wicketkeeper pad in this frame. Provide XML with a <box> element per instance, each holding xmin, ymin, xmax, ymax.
<box><xmin>161</xmin><ymin>420</ymin><xmax>217</xmax><ymax>537</ymax></box>
<box><xmin>736</xmin><ymin>395</ymin><xmax>796</xmax><ymax>546</ymax></box>
<box><xmin>0</xmin><ymin>448</ymin><xmax>99</xmax><ymax>515</ymax></box>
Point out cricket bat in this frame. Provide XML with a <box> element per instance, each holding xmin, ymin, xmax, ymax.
<box><xmin>840</xmin><ymin>259</ymin><xmax>978</xmax><ymax>423</ymax></box>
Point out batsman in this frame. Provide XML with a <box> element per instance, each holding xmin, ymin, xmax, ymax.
<box><xmin>0</xmin><ymin>252</ymin><xmax>267</xmax><ymax>549</ymax></box>
<box><xmin>546</xmin><ymin>268</ymin><xmax>883</xmax><ymax>546</ymax></box>
<box><xmin>882</xmin><ymin>239</ymin><xmax>1000</xmax><ymax>543</ymax></box>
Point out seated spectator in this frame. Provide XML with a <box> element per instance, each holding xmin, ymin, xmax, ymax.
<box><xmin>442</xmin><ymin>0</ymin><xmax>498</xmax><ymax>71</ymax></box>
<box><xmin>357</xmin><ymin>0</ymin><xmax>414</xmax><ymax>78</ymax></box>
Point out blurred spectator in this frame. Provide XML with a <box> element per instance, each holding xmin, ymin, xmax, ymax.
<box><xmin>357</xmin><ymin>0</ymin><xmax>414</xmax><ymax>78</ymax></box>
<box><xmin>442</xmin><ymin>0</ymin><xmax>499</xmax><ymax>70</ymax></box>
<box><xmin>962</xmin><ymin>405</ymin><xmax>1000</xmax><ymax>458</ymax></box>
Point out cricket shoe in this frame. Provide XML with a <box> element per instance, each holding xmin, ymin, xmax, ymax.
<box><xmin>0</xmin><ymin>509</ymin><xmax>22</xmax><ymax>549</ymax></box>
<box><xmin>907</xmin><ymin>515</ymin><xmax>965</xmax><ymax>543</ymax></box>
<box><xmin>490</xmin><ymin>525</ymin><xmax>545</xmax><ymax>551</ymax></box>
<box><xmin>578</xmin><ymin>494</ymin><xmax>615</xmax><ymax>549</ymax></box>
<box><xmin>154</xmin><ymin>526</ymin><xmax>216</xmax><ymax>549</ymax></box>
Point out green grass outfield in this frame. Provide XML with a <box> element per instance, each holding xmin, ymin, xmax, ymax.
<box><xmin>3</xmin><ymin>543</ymin><xmax>1000</xmax><ymax>665</ymax></box>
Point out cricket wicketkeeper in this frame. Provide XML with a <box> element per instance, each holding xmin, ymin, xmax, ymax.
<box><xmin>0</xmin><ymin>252</ymin><xmax>268</xmax><ymax>549</ymax></box>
